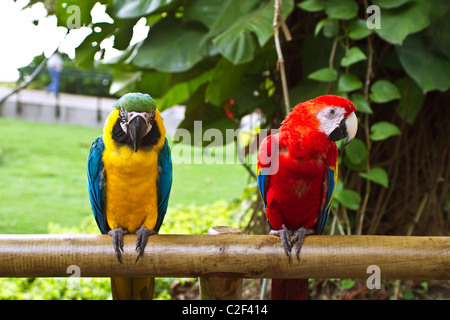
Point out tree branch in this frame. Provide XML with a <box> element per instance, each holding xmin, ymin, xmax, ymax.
<box><xmin>273</xmin><ymin>0</ymin><xmax>291</xmax><ymax>115</ymax></box>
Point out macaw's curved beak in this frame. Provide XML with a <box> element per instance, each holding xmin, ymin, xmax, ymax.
<box><xmin>128</xmin><ymin>116</ymin><xmax>151</xmax><ymax>152</ymax></box>
<box><xmin>328</xmin><ymin>111</ymin><xmax>358</xmax><ymax>145</ymax></box>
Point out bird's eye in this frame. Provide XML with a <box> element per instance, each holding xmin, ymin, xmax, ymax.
<box><xmin>327</xmin><ymin>108</ymin><xmax>336</xmax><ymax>118</ymax></box>
<box><xmin>148</xmin><ymin>111</ymin><xmax>155</xmax><ymax>124</ymax></box>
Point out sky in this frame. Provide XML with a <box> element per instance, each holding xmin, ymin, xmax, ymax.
<box><xmin>0</xmin><ymin>0</ymin><xmax>148</xmax><ymax>82</ymax></box>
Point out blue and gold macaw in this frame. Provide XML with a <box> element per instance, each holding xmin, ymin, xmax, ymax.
<box><xmin>87</xmin><ymin>92</ymin><xmax>172</xmax><ymax>299</ymax></box>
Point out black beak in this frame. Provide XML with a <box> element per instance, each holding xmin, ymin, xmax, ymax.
<box><xmin>128</xmin><ymin>116</ymin><xmax>148</xmax><ymax>152</ymax></box>
<box><xmin>328</xmin><ymin>118</ymin><xmax>348</xmax><ymax>143</ymax></box>
<box><xmin>328</xmin><ymin>112</ymin><xmax>358</xmax><ymax>146</ymax></box>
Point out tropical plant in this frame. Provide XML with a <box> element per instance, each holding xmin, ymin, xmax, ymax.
<box><xmin>42</xmin><ymin>0</ymin><xmax>449</xmax><ymax>236</ymax></box>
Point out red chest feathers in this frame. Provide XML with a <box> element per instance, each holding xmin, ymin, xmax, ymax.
<box><xmin>264</xmin><ymin>132</ymin><xmax>336</xmax><ymax>230</ymax></box>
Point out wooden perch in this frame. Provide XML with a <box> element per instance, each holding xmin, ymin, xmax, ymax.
<box><xmin>0</xmin><ymin>234</ymin><xmax>448</xmax><ymax>280</ymax></box>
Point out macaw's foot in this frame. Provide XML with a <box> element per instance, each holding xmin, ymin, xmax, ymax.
<box><xmin>270</xmin><ymin>225</ymin><xmax>293</xmax><ymax>261</ymax></box>
<box><xmin>135</xmin><ymin>227</ymin><xmax>158</xmax><ymax>263</ymax></box>
<box><xmin>291</xmin><ymin>227</ymin><xmax>314</xmax><ymax>260</ymax></box>
<box><xmin>108</xmin><ymin>228</ymin><xmax>129</xmax><ymax>264</ymax></box>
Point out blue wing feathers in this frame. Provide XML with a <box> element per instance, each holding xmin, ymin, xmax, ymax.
<box><xmin>257</xmin><ymin>168</ymin><xmax>269</xmax><ymax>209</ymax></box>
<box><xmin>316</xmin><ymin>166</ymin><xmax>336</xmax><ymax>235</ymax></box>
<box><xmin>155</xmin><ymin>138</ymin><xmax>172</xmax><ymax>231</ymax></box>
<box><xmin>87</xmin><ymin>135</ymin><xmax>108</xmax><ymax>234</ymax></box>
<box><xmin>326</xmin><ymin>167</ymin><xmax>336</xmax><ymax>211</ymax></box>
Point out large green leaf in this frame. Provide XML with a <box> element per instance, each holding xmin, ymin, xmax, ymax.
<box><xmin>370</xmin><ymin>122</ymin><xmax>401</xmax><ymax>141</ymax></box>
<box><xmin>213</xmin><ymin>30</ymin><xmax>258</xmax><ymax>65</ymax></box>
<box><xmin>375</xmin><ymin>1</ymin><xmax>430</xmax><ymax>45</ymax></box>
<box><xmin>183</xmin><ymin>0</ymin><xmax>228</xmax><ymax>28</ymax></box>
<box><xmin>334</xmin><ymin>189</ymin><xmax>361</xmax><ymax>210</ymax></box>
<box><xmin>155</xmin><ymin>70</ymin><xmax>212</xmax><ymax>111</ymax></box>
<box><xmin>133</xmin><ymin>16</ymin><xmax>208</xmax><ymax>72</ymax></box>
<box><xmin>55</xmin><ymin>0</ymin><xmax>96</xmax><ymax>28</ymax></box>
<box><xmin>340</xmin><ymin>47</ymin><xmax>366</xmax><ymax>67</ymax></box>
<box><xmin>359</xmin><ymin>167</ymin><xmax>389</xmax><ymax>188</ymax></box>
<box><xmin>208</xmin><ymin>0</ymin><xmax>260</xmax><ymax>33</ymax></box>
<box><xmin>350</xmin><ymin>93</ymin><xmax>373</xmax><ymax>114</ymax></box>
<box><xmin>112</xmin><ymin>0</ymin><xmax>179</xmax><ymax>19</ymax></box>
<box><xmin>337</xmin><ymin>74</ymin><xmax>363</xmax><ymax>92</ymax></box>
<box><xmin>298</xmin><ymin>0</ymin><xmax>324</xmax><ymax>12</ymax></box>
<box><xmin>396</xmin><ymin>35</ymin><xmax>450</xmax><ymax>92</ymax></box>
<box><xmin>425</xmin><ymin>9</ymin><xmax>450</xmax><ymax>59</ymax></box>
<box><xmin>369</xmin><ymin>80</ymin><xmax>401</xmax><ymax>103</ymax></box>
<box><xmin>204</xmin><ymin>0</ymin><xmax>260</xmax><ymax>37</ymax></box>
<box><xmin>211</xmin><ymin>0</ymin><xmax>294</xmax><ymax>64</ymax></box>
<box><xmin>346</xmin><ymin>19</ymin><xmax>372</xmax><ymax>40</ymax></box>
<box><xmin>314</xmin><ymin>18</ymin><xmax>339</xmax><ymax>38</ymax></box>
<box><xmin>136</xmin><ymin>72</ymin><xmax>172</xmax><ymax>98</ymax></box>
<box><xmin>206</xmin><ymin>58</ymin><xmax>248</xmax><ymax>107</ymax></box>
<box><xmin>75</xmin><ymin>22</ymin><xmax>117</xmax><ymax>69</ymax></box>
<box><xmin>372</xmin><ymin>0</ymin><xmax>408</xmax><ymax>9</ymax></box>
<box><xmin>324</xmin><ymin>0</ymin><xmax>358</xmax><ymax>20</ymax></box>
<box><xmin>199</xmin><ymin>0</ymin><xmax>260</xmax><ymax>60</ymax></box>
<box><xmin>344</xmin><ymin>138</ymin><xmax>367</xmax><ymax>170</ymax></box>
<box><xmin>308</xmin><ymin>68</ymin><xmax>338</xmax><ymax>82</ymax></box>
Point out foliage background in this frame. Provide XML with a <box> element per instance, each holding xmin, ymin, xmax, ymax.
<box><xmin>52</xmin><ymin>0</ymin><xmax>449</xmax><ymax>237</ymax></box>
<box><xmin>3</xmin><ymin>0</ymin><xmax>449</xmax><ymax>299</ymax></box>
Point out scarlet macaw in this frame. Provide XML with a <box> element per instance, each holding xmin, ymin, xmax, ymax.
<box><xmin>87</xmin><ymin>92</ymin><xmax>172</xmax><ymax>299</ymax></box>
<box><xmin>257</xmin><ymin>95</ymin><xmax>357</xmax><ymax>300</ymax></box>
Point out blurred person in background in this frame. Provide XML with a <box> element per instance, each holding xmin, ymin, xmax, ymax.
<box><xmin>46</xmin><ymin>50</ymin><xmax>64</xmax><ymax>97</ymax></box>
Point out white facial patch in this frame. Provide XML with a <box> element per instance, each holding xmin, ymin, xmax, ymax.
<box><xmin>119</xmin><ymin>108</ymin><xmax>154</xmax><ymax>135</ymax></box>
<box><xmin>316</xmin><ymin>106</ymin><xmax>346</xmax><ymax>136</ymax></box>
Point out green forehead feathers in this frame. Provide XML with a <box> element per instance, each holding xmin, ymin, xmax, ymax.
<box><xmin>113</xmin><ymin>93</ymin><xmax>156</xmax><ymax>112</ymax></box>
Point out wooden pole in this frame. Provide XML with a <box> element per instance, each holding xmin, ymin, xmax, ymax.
<box><xmin>199</xmin><ymin>226</ymin><xmax>244</xmax><ymax>300</ymax></box>
<box><xmin>0</xmin><ymin>234</ymin><xmax>448</xmax><ymax>280</ymax></box>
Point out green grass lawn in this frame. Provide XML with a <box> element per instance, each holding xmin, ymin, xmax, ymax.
<box><xmin>0</xmin><ymin>117</ymin><xmax>250</xmax><ymax>234</ymax></box>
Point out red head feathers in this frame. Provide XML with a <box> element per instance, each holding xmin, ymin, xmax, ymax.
<box><xmin>281</xmin><ymin>95</ymin><xmax>357</xmax><ymax>145</ymax></box>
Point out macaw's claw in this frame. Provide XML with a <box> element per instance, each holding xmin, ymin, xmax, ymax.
<box><xmin>135</xmin><ymin>227</ymin><xmax>158</xmax><ymax>263</ymax></box>
<box><xmin>291</xmin><ymin>227</ymin><xmax>314</xmax><ymax>261</ymax></box>
<box><xmin>270</xmin><ymin>225</ymin><xmax>293</xmax><ymax>262</ymax></box>
<box><xmin>108</xmin><ymin>228</ymin><xmax>129</xmax><ymax>264</ymax></box>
